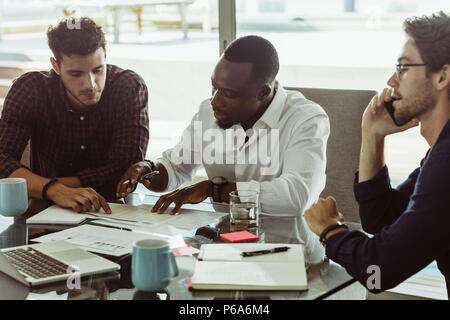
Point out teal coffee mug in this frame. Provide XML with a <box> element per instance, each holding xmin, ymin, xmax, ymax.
<box><xmin>0</xmin><ymin>178</ymin><xmax>28</xmax><ymax>217</ymax></box>
<box><xmin>132</xmin><ymin>239</ymin><xmax>179</xmax><ymax>292</ymax></box>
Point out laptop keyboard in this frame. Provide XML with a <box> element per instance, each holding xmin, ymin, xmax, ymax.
<box><xmin>3</xmin><ymin>247</ymin><xmax>69</xmax><ymax>279</ymax></box>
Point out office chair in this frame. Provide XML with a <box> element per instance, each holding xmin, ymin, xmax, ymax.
<box><xmin>285</xmin><ymin>87</ymin><xmax>377</xmax><ymax>223</ymax></box>
<box><xmin>20</xmin><ymin>141</ymin><xmax>31</xmax><ymax>168</ymax></box>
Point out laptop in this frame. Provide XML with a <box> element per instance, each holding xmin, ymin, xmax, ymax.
<box><xmin>0</xmin><ymin>240</ymin><xmax>120</xmax><ymax>287</ymax></box>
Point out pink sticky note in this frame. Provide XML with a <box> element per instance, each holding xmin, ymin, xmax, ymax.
<box><xmin>219</xmin><ymin>231</ymin><xmax>260</xmax><ymax>243</ymax></box>
<box><xmin>172</xmin><ymin>245</ymin><xmax>200</xmax><ymax>257</ymax></box>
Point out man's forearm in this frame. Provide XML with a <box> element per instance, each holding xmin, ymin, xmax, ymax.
<box><xmin>9</xmin><ymin>168</ymin><xmax>83</xmax><ymax>199</ymax></box>
<box><xmin>57</xmin><ymin>176</ymin><xmax>82</xmax><ymax>188</ymax></box>
<box><xmin>358</xmin><ymin>133</ymin><xmax>386</xmax><ymax>183</ymax></box>
<box><xmin>8</xmin><ymin>168</ymin><xmax>51</xmax><ymax>199</ymax></box>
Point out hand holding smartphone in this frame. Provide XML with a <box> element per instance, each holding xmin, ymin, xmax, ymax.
<box><xmin>138</xmin><ymin>171</ymin><xmax>160</xmax><ymax>183</ymax></box>
<box><xmin>121</xmin><ymin>171</ymin><xmax>160</xmax><ymax>187</ymax></box>
<box><xmin>384</xmin><ymin>99</ymin><xmax>401</xmax><ymax>126</ymax></box>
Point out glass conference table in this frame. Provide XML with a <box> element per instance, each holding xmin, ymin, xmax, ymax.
<box><xmin>0</xmin><ymin>192</ymin><xmax>366</xmax><ymax>300</ymax></box>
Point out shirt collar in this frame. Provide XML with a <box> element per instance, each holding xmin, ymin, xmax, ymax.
<box><xmin>255</xmin><ymin>81</ymin><xmax>287</xmax><ymax>129</ymax></box>
<box><xmin>435</xmin><ymin>118</ymin><xmax>450</xmax><ymax>145</ymax></box>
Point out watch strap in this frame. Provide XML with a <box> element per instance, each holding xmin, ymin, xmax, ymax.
<box><xmin>211</xmin><ymin>177</ymin><xmax>227</xmax><ymax>202</ymax></box>
<box><xmin>42</xmin><ymin>178</ymin><xmax>59</xmax><ymax>201</ymax></box>
<box><xmin>319</xmin><ymin>222</ymin><xmax>349</xmax><ymax>247</ymax></box>
<box><xmin>213</xmin><ymin>183</ymin><xmax>221</xmax><ymax>202</ymax></box>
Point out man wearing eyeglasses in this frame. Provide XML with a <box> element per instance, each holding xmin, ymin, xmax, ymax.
<box><xmin>305</xmin><ymin>11</ymin><xmax>450</xmax><ymax>298</ymax></box>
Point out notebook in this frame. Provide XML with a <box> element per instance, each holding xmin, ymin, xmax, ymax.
<box><xmin>0</xmin><ymin>240</ymin><xmax>120</xmax><ymax>287</ymax></box>
<box><xmin>192</xmin><ymin>243</ymin><xmax>307</xmax><ymax>291</ymax></box>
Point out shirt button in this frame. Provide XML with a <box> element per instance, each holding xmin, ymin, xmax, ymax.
<box><xmin>81</xmin><ymin>145</ymin><xmax>85</xmax><ymax>150</ymax></box>
<box><xmin>80</xmin><ymin>116</ymin><xmax>84</xmax><ymax>121</ymax></box>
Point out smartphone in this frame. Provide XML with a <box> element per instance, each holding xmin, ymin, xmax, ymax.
<box><xmin>384</xmin><ymin>100</ymin><xmax>401</xmax><ymax>126</ymax></box>
<box><xmin>121</xmin><ymin>171</ymin><xmax>160</xmax><ymax>186</ymax></box>
<box><xmin>138</xmin><ymin>170</ymin><xmax>160</xmax><ymax>183</ymax></box>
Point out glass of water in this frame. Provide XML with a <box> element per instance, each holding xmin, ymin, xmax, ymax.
<box><xmin>229</xmin><ymin>190</ymin><xmax>259</xmax><ymax>229</ymax></box>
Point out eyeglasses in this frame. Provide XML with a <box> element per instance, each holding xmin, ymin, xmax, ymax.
<box><xmin>395</xmin><ymin>63</ymin><xmax>427</xmax><ymax>80</ymax></box>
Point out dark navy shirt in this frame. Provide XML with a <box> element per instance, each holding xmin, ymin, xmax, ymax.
<box><xmin>326</xmin><ymin>119</ymin><xmax>450</xmax><ymax>299</ymax></box>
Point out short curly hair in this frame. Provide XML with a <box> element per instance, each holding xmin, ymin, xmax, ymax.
<box><xmin>47</xmin><ymin>17</ymin><xmax>106</xmax><ymax>63</ymax></box>
<box><xmin>223</xmin><ymin>35</ymin><xmax>279</xmax><ymax>84</ymax></box>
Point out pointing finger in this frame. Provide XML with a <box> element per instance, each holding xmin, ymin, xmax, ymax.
<box><xmin>170</xmin><ymin>202</ymin><xmax>183</xmax><ymax>215</ymax></box>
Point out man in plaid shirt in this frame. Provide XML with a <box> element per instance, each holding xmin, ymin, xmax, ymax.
<box><xmin>0</xmin><ymin>17</ymin><xmax>149</xmax><ymax>214</ymax></box>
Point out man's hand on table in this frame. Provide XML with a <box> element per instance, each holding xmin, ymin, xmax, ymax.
<box><xmin>46</xmin><ymin>182</ymin><xmax>111</xmax><ymax>214</ymax></box>
<box><xmin>304</xmin><ymin>196</ymin><xmax>346</xmax><ymax>237</ymax></box>
<box><xmin>151</xmin><ymin>180</ymin><xmax>213</xmax><ymax>215</ymax></box>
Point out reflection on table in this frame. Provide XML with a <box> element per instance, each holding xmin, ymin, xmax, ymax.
<box><xmin>0</xmin><ymin>193</ymin><xmax>366</xmax><ymax>300</ymax></box>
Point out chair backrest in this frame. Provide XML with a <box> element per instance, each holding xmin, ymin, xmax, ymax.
<box><xmin>20</xmin><ymin>140</ymin><xmax>31</xmax><ymax>168</ymax></box>
<box><xmin>285</xmin><ymin>87</ymin><xmax>377</xmax><ymax>222</ymax></box>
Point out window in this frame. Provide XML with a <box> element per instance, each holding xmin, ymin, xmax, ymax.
<box><xmin>0</xmin><ymin>0</ymin><xmax>447</xmax><ymax>186</ymax></box>
<box><xmin>232</xmin><ymin>0</ymin><xmax>448</xmax><ymax>186</ymax></box>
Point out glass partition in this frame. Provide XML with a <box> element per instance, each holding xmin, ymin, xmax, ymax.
<box><xmin>235</xmin><ymin>0</ymin><xmax>448</xmax><ymax>186</ymax></box>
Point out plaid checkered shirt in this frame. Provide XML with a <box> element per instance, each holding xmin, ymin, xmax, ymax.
<box><xmin>0</xmin><ymin>64</ymin><xmax>149</xmax><ymax>200</ymax></box>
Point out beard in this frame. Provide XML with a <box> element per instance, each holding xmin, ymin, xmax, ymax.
<box><xmin>394</xmin><ymin>79</ymin><xmax>436</xmax><ymax>126</ymax></box>
<box><xmin>215</xmin><ymin>119</ymin><xmax>234</xmax><ymax>130</ymax></box>
<box><xmin>62</xmin><ymin>78</ymin><xmax>102</xmax><ymax>108</ymax></box>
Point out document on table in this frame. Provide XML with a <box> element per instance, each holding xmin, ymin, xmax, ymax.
<box><xmin>27</xmin><ymin>202</ymin><xmax>228</xmax><ymax>235</ymax></box>
<box><xmin>27</xmin><ymin>206</ymin><xmax>90</xmax><ymax>225</ymax></box>
<box><xmin>388</xmin><ymin>273</ymin><xmax>448</xmax><ymax>300</ymax></box>
<box><xmin>88</xmin><ymin>203</ymin><xmax>228</xmax><ymax>232</ymax></box>
<box><xmin>32</xmin><ymin>224</ymin><xmax>186</xmax><ymax>257</ymax></box>
<box><xmin>90</xmin><ymin>219</ymin><xmax>190</xmax><ymax>237</ymax></box>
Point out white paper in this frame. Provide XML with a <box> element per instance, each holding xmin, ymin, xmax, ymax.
<box><xmin>389</xmin><ymin>273</ymin><xmax>447</xmax><ymax>300</ymax></box>
<box><xmin>27</xmin><ymin>206</ymin><xmax>91</xmax><ymax>225</ymax></box>
<box><xmin>26</xmin><ymin>291</ymin><xmax>69</xmax><ymax>300</ymax></box>
<box><xmin>27</xmin><ymin>203</ymin><xmax>228</xmax><ymax>236</ymax></box>
<box><xmin>199</xmin><ymin>243</ymin><xmax>304</xmax><ymax>262</ymax></box>
<box><xmin>192</xmin><ymin>261</ymin><xmax>307</xmax><ymax>290</ymax></box>
<box><xmin>86</xmin><ymin>203</ymin><xmax>227</xmax><ymax>231</ymax></box>
<box><xmin>91</xmin><ymin>219</ymin><xmax>189</xmax><ymax>237</ymax></box>
<box><xmin>192</xmin><ymin>243</ymin><xmax>307</xmax><ymax>290</ymax></box>
<box><xmin>32</xmin><ymin>224</ymin><xmax>185</xmax><ymax>257</ymax></box>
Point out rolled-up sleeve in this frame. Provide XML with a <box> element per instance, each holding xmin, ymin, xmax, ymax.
<box><xmin>238</xmin><ymin>113</ymin><xmax>329</xmax><ymax>216</ymax></box>
<box><xmin>77</xmin><ymin>73</ymin><xmax>149</xmax><ymax>196</ymax></box>
<box><xmin>157</xmin><ymin>112</ymin><xmax>203</xmax><ymax>192</ymax></box>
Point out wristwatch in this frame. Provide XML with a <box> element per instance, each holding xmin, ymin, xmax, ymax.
<box><xmin>319</xmin><ymin>222</ymin><xmax>349</xmax><ymax>247</ymax></box>
<box><xmin>211</xmin><ymin>176</ymin><xmax>228</xmax><ymax>203</ymax></box>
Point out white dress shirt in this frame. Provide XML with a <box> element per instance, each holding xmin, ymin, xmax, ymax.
<box><xmin>157</xmin><ymin>83</ymin><xmax>329</xmax><ymax>262</ymax></box>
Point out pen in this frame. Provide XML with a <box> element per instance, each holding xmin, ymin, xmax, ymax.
<box><xmin>241</xmin><ymin>246</ymin><xmax>291</xmax><ymax>257</ymax></box>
